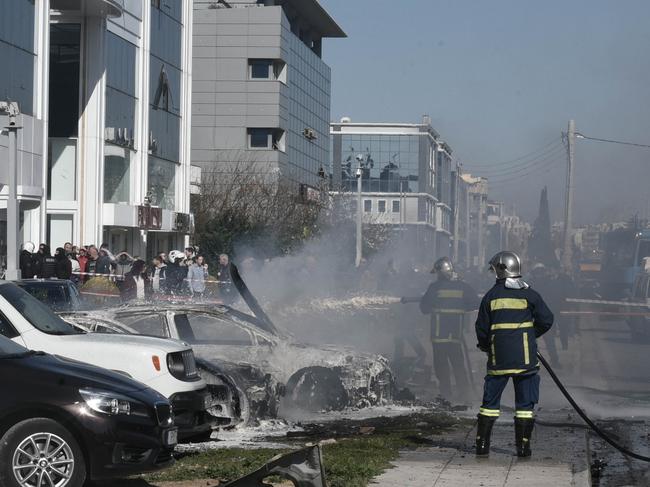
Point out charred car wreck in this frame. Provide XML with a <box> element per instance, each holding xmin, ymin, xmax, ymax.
<box><xmin>62</xmin><ymin>304</ymin><xmax>394</xmax><ymax>423</ymax></box>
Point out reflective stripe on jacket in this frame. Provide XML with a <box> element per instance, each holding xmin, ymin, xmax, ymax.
<box><xmin>475</xmin><ymin>280</ymin><xmax>554</xmax><ymax>375</ymax></box>
<box><xmin>420</xmin><ymin>279</ymin><xmax>479</xmax><ymax>344</ymax></box>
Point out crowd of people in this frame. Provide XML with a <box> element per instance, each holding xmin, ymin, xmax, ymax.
<box><xmin>18</xmin><ymin>241</ymin><xmax>237</xmax><ymax>303</ymax></box>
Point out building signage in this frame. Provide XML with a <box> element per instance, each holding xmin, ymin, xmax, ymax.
<box><xmin>137</xmin><ymin>205</ymin><xmax>162</xmax><ymax>230</ymax></box>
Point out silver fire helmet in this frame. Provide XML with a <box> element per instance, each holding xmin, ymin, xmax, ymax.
<box><xmin>489</xmin><ymin>251</ymin><xmax>522</xmax><ymax>279</ymax></box>
<box><xmin>431</xmin><ymin>257</ymin><xmax>454</xmax><ymax>278</ymax></box>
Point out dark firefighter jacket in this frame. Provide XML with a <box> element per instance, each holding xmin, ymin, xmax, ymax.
<box><xmin>475</xmin><ymin>279</ymin><xmax>554</xmax><ymax>376</ymax></box>
<box><xmin>420</xmin><ymin>278</ymin><xmax>479</xmax><ymax>344</ymax></box>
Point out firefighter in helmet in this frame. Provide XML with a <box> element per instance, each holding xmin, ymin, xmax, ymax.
<box><xmin>475</xmin><ymin>251</ymin><xmax>554</xmax><ymax>457</ymax></box>
<box><xmin>419</xmin><ymin>257</ymin><xmax>478</xmax><ymax>401</ymax></box>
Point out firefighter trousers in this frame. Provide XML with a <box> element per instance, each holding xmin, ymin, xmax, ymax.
<box><xmin>432</xmin><ymin>342</ymin><xmax>468</xmax><ymax>398</ymax></box>
<box><xmin>479</xmin><ymin>373</ymin><xmax>540</xmax><ymax>419</ymax></box>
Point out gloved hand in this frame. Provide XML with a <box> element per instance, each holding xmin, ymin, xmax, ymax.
<box><xmin>477</xmin><ymin>343</ymin><xmax>489</xmax><ymax>353</ymax></box>
<box><xmin>400</xmin><ymin>297</ymin><xmax>407</xmax><ymax>304</ymax></box>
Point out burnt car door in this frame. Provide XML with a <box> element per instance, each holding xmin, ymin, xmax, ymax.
<box><xmin>170</xmin><ymin>312</ymin><xmax>266</xmax><ymax>366</ymax></box>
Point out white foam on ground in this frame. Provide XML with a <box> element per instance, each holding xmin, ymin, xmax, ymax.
<box><xmin>177</xmin><ymin>405</ymin><xmax>429</xmax><ymax>452</ymax></box>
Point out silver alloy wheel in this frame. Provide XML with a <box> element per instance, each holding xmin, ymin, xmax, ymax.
<box><xmin>12</xmin><ymin>432</ymin><xmax>75</xmax><ymax>487</ymax></box>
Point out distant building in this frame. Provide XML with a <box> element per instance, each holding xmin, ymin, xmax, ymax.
<box><xmin>330</xmin><ymin>116</ymin><xmax>457</xmax><ymax>265</ymax></box>
<box><xmin>462</xmin><ymin>173</ymin><xmax>489</xmax><ymax>268</ymax></box>
<box><xmin>1</xmin><ymin>0</ymin><xmax>195</xmax><ymax>260</ymax></box>
<box><xmin>191</xmin><ymin>0</ymin><xmax>345</xmax><ymax>192</ymax></box>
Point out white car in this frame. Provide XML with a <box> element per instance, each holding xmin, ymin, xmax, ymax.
<box><xmin>0</xmin><ymin>282</ymin><xmax>215</xmax><ymax>440</ymax></box>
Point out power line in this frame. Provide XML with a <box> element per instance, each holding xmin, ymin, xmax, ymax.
<box><xmin>488</xmin><ymin>156</ymin><xmax>565</xmax><ymax>184</ymax></box>
<box><xmin>575</xmin><ymin>133</ymin><xmax>650</xmax><ymax>149</ymax></box>
<box><xmin>467</xmin><ymin>136</ymin><xmax>562</xmax><ymax>167</ymax></box>
<box><xmin>467</xmin><ymin>144</ymin><xmax>565</xmax><ymax>177</ymax></box>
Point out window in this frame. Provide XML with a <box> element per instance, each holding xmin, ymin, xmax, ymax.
<box><xmin>0</xmin><ymin>284</ymin><xmax>79</xmax><ymax>335</ymax></box>
<box><xmin>184</xmin><ymin>314</ymin><xmax>253</xmax><ymax>345</ymax></box>
<box><xmin>250</xmin><ymin>59</ymin><xmax>272</xmax><ymax>79</ymax></box>
<box><xmin>248</xmin><ymin>128</ymin><xmax>286</xmax><ymax>151</ymax></box>
<box><xmin>119</xmin><ymin>314</ymin><xmax>168</xmax><ymax>338</ymax></box>
<box><xmin>378</xmin><ymin>200</ymin><xmax>386</xmax><ymax>213</ymax></box>
<box><xmin>248</xmin><ymin>59</ymin><xmax>287</xmax><ymax>83</ymax></box>
<box><xmin>148</xmin><ymin>157</ymin><xmax>176</xmax><ymax>210</ymax></box>
<box><xmin>364</xmin><ymin>200</ymin><xmax>372</xmax><ymax>212</ymax></box>
<box><xmin>0</xmin><ymin>313</ymin><xmax>19</xmax><ymax>339</ymax></box>
<box><xmin>392</xmin><ymin>200</ymin><xmax>400</xmax><ymax>213</ymax></box>
<box><xmin>49</xmin><ymin>24</ymin><xmax>81</xmax><ymax>138</ymax></box>
<box><xmin>249</xmin><ymin>128</ymin><xmax>271</xmax><ymax>148</ymax></box>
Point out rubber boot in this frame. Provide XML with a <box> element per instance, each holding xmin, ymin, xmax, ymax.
<box><xmin>475</xmin><ymin>415</ymin><xmax>497</xmax><ymax>456</ymax></box>
<box><xmin>515</xmin><ymin>418</ymin><xmax>535</xmax><ymax>457</ymax></box>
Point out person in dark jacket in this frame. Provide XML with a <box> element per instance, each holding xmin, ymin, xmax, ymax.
<box><xmin>120</xmin><ymin>259</ymin><xmax>151</xmax><ymax>302</ymax></box>
<box><xmin>419</xmin><ymin>257</ymin><xmax>478</xmax><ymax>400</ymax></box>
<box><xmin>54</xmin><ymin>247</ymin><xmax>72</xmax><ymax>280</ymax></box>
<box><xmin>165</xmin><ymin>250</ymin><xmax>188</xmax><ymax>295</ymax></box>
<box><xmin>35</xmin><ymin>244</ymin><xmax>57</xmax><ymax>279</ymax></box>
<box><xmin>20</xmin><ymin>242</ymin><xmax>36</xmax><ymax>278</ymax></box>
<box><xmin>475</xmin><ymin>251</ymin><xmax>554</xmax><ymax>458</ymax></box>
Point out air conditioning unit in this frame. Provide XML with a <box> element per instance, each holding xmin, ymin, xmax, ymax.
<box><xmin>303</xmin><ymin>128</ymin><xmax>317</xmax><ymax>140</ymax></box>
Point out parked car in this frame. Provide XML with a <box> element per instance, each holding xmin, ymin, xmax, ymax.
<box><xmin>62</xmin><ymin>303</ymin><xmax>394</xmax><ymax>413</ymax></box>
<box><xmin>14</xmin><ymin>278</ymin><xmax>83</xmax><ymax>312</ymax></box>
<box><xmin>0</xmin><ymin>282</ymin><xmax>216</xmax><ymax>440</ymax></box>
<box><xmin>0</xmin><ymin>334</ymin><xmax>177</xmax><ymax>487</ymax></box>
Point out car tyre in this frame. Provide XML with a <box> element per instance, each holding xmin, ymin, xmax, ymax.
<box><xmin>286</xmin><ymin>367</ymin><xmax>348</xmax><ymax>411</ymax></box>
<box><xmin>0</xmin><ymin>418</ymin><xmax>86</xmax><ymax>487</ymax></box>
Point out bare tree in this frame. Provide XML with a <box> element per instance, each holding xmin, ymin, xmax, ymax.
<box><xmin>191</xmin><ymin>154</ymin><xmax>326</xmax><ymax>259</ymax></box>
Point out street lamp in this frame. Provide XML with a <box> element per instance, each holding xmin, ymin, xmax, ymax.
<box><xmin>355</xmin><ymin>153</ymin><xmax>365</xmax><ymax>268</ymax></box>
<box><xmin>1</xmin><ymin>101</ymin><xmax>21</xmax><ymax>280</ymax></box>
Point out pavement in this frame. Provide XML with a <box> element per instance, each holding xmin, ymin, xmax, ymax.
<box><xmin>371</xmin><ymin>415</ymin><xmax>590</xmax><ymax>487</ymax></box>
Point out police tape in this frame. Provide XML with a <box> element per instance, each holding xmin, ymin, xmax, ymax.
<box><xmin>561</xmin><ymin>310</ymin><xmax>650</xmax><ymax>317</ymax></box>
<box><xmin>71</xmin><ymin>271</ymin><xmax>231</xmax><ymax>284</ymax></box>
<box><xmin>565</xmin><ymin>298</ymin><xmax>649</xmax><ymax>307</ymax></box>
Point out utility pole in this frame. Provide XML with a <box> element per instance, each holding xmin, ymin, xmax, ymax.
<box><xmin>562</xmin><ymin>119</ymin><xmax>576</xmax><ymax>272</ymax></box>
<box><xmin>355</xmin><ymin>155</ymin><xmax>364</xmax><ymax>267</ymax></box>
<box><xmin>1</xmin><ymin>101</ymin><xmax>22</xmax><ymax>280</ymax></box>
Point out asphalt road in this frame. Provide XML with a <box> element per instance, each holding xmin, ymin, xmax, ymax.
<box><xmin>528</xmin><ymin>314</ymin><xmax>650</xmax><ymax>486</ymax></box>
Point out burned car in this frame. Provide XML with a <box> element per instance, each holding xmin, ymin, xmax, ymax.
<box><xmin>62</xmin><ymin>304</ymin><xmax>394</xmax><ymax>414</ymax></box>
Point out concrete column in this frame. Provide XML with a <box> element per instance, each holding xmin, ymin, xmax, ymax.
<box><xmin>78</xmin><ymin>16</ymin><xmax>107</xmax><ymax>246</ymax></box>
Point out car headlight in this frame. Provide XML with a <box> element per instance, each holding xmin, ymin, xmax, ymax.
<box><xmin>79</xmin><ymin>388</ymin><xmax>149</xmax><ymax>417</ymax></box>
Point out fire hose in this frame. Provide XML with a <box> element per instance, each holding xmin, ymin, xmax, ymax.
<box><xmin>537</xmin><ymin>351</ymin><xmax>650</xmax><ymax>462</ymax></box>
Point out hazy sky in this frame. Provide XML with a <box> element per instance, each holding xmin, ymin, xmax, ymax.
<box><xmin>319</xmin><ymin>0</ymin><xmax>650</xmax><ymax>224</ymax></box>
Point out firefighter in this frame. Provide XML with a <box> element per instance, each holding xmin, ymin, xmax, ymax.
<box><xmin>475</xmin><ymin>251</ymin><xmax>554</xmax><ymax>458</ymax></box>
<box><xmin>419</xmin><ymin>257</ymin><xmax>478</xmax><ymax>401</ymax></box>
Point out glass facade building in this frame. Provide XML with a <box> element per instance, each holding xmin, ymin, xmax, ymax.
<box><xmin>2</xmin><ymin>0</ymin><xmax>193</xmax><ymax>266</ymax></box>
<box><xmin>0</xmin><ymin>0</ymin><xmax>36</xmax><ymax>115</ymax></box>
<box><xmin>337</xmin><ymin>134</ymin><xmax>422</xmax><ymax>193</ymax></box>
<box><xmin>330</xmin><ymin>120</ymin><xmax>457</xmax><ymax>264</ymax></box>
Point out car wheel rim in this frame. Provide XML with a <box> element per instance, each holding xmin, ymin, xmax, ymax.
<box><xmin>12</xmin><ymin>433</ymin><xmax>75</xmax><ymax>487</ymax></box>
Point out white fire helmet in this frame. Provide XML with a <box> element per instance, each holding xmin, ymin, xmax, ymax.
<box><xmin>168</xmin><ymin>250</ymin><xmax>185</xmax><ymax>263</ymax></box>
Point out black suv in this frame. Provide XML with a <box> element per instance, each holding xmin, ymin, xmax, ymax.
<box><xmin>0</xmin><ymin>336</ymin><xmax>177</xmax><ymax>487</ymax></box>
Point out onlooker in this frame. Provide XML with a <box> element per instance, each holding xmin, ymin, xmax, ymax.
<box><xmin>64</xmin><ymin>242</ymin><xmax>73</xmax><ymax>256</ymax></box>
<box><xmin>54</xmin><ymin>247</ymin><xmax>72</xmax><ymax>280</ymax></box>
<box><xmin>187</xmin><ymin>255</ymin><xmax>208</xmax><ymax>297</ymax></box>
<box><xmin>84</xmin><ymin>247</ymin><xmax>100</xmax><ymax>279</ymax></box>
<box><xmin>20</xmin><ymin>242</ymin><xmax>36</xmax><ymax>278</ymax></box>
<box><xmin>120</xmin><ymin>259</ymin><xmax>150</xmax><ymax>302</ymax></box>
<box><xmin>77</xmin><ymin>247</ymin><xmax>89</xmax><ymax>278</ymax></box>
<box><xmin>165</xmin><ymin>250</ymin><xmax>188</xmax><ymax>295</ymax></box>
<box><xmin>150</xmin><ymin>256</ymin><xmax>167</xmax><ymax>294</ymax></box>
<box><xmin>96</xmin><ymin>248</ymin><xmax>113</xmax><ymax>275</ymax></box>
<box><xmin>115</xmin><ymin>251</ymin><xmax>135</xmax><ymax>279</ymax></box>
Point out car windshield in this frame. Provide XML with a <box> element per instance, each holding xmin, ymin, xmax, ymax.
<box><xmin>0</xmin><ymin>335</ymin><xmax>30</xmax><ymax>356</ymax></box>
<box><xmin>0</xmin><ymin>284</ymin><xmax>82</xmax><ymax>336</ymax></box>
